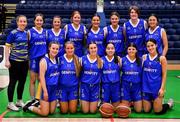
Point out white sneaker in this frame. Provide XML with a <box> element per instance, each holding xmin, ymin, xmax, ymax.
<box><xmin>168</xmin><ymin>98</ymin><xmax>174</xmax><ymax>108</ymax></box>
<box><xmin>16</xmin><ymin>100</ymin><xmax>25</xmax><ymax>108</ymax></box>
<box><xmin>7</xmin><ymin>102</ymin><xmax>20</xmax><ymax>111</ymax></box>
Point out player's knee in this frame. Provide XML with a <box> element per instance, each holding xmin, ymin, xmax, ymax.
<box><xmin>41</xmin><ymin>111</ymin><xmax>49</xmax><ymax>116</ymax></box>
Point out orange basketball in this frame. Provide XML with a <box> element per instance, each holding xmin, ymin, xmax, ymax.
<box><xmin>115</xmin><ymin>103</ymin><xmax>131</xmax><ymax>118</ymax></box>
<box><xmin>99</xmin><ymin>103</ymin><xmax>114</xmax><ymax>118</ymax></box>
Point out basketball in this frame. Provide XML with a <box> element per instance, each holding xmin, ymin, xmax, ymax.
<box><xmin>115</xmin><ymin>103</ymin><xmax>131</xmax><ymax>118</ymax></box>
<box><xmin>99</xmin><ymin>103</ymin><xmax>114</xmax><ymax>118</ymax></box>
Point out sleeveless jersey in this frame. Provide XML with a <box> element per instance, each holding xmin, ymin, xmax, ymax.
<box><xmin>87</xmin><ymin>28</ymin><xmax>105</xmax><ymax>57</ymax></box>
<box><xmin>44</xmin><ymin>55</ymin><xmax>59</xmax><ymax>86</ymax></box>
<box><xmin>102</xmin><ymin>56</ymin><xmax>120</xmax><ymax>83</ymax></box>
<box><xmin>66</xmin><ymin>24</ymin><xmax>85</xmax><ymax>57</ymax></box>
<box><xmin>80</xmin><ymin>55</ymin><xmax>101</xmax><ymax>84</ymax></box>
<box><xmin>29</xmin><ymin>27</ymin><xmax>47</xmax><ymax>60</ymax></box>
<box><xmin>106</xmin><ymin>25</ymin><xmax>124</xmax><ymax>55</ymax></box>
<box><xmin>145</xmin><ymin>26</ymin><xmax>163</xmax><ymax>55</ymax></box>
<box><xmin>142</xmin><ymin>54</ymin><xmax>162</xmax><ymax>94</ymax></box>
<box><xmin>59</xmin><ymin>54</ymin><xmax>78</xmax><ymax>87</ymax></box>
<box><xmin>121</xmin><ymin>55</ymin><xmax>142</xmax><ymax>83</ymax></box>
<box><xmin>47</xmin><ymin>29</ymin><xmax>65</xmax><ymax>56</ymax></box>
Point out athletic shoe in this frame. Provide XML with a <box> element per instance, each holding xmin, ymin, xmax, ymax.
<box><xmin>23</xmin><ymin>99</ymin><xmax>36</xmax><ymax>112</ymax></box>
<box><xmin>16</xmin><ymin>100</ymin><xmax>25</xmax><ymax>108</ymax></box>
<box><xmin>7</xmin><ymin>103</ymin><xmax>20</xmax><ymax>111</ymax></box>
<box><xmin>168</xmin><ymin>98</ymin><xmax>174</xmax><ymax>108</ymax></box>
<box><xmin>31</xmin><ymin>99</ymin><xmax>40</xmax><ymax>108</ymax></box>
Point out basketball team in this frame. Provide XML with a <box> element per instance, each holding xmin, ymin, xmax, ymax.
<box><xmin>5</xmin><ymin>5</ymin><xmax>173</xmax><ymax>117</ymax></box>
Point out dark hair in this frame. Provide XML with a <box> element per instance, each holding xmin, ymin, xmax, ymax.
<box><xmin>87</xmin><ymin>13</ymin><xmax>101</xmax><ymax>34</ymax></box>
<box><xmin>70</xmin><ymin>10</ymin><xmax>81</xmax><ymax>22</ymax></box>
<box><xmin>146</xmin><ymin>38</ymin><xmax>160</xmax><ymax>61</ymax></box>
<box><xmin>110</xmin><ymin>11</ymin><xmax>120</xmax><ymax>18</ymax></box>
<box><xmin>127</xmin><ymin>42</ymin><xmax>141</xmax><ymax>66</ymax></box>
<box><xmin>148</xmin><ymin>14</ymin><xmax>159</xmax><ymax>26</ymax></box>
<box><xmin>53</xmin><ymin>15</ymin><xmax>62</xmax><ymax>23</ymax></box>
<box><xmin>105</xmin><ymin>43</ymin><xmax>119</xmax><ymax>64</ymax></box>
<box><xmin>34</xmin><ymin>13</ymin><xmax>44</xmax><ymax>21</ymax></box>
<box><xmin>16</xmin><ymin>15</ymin><xmax>27</xmax><ymax>23</ymax></box>
<box><xmin>129</xmin><ymin>5</ymin><xmax>140</xmax><ymax>16</ymax></box>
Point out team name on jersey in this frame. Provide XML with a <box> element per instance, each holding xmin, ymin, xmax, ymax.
<box><xmin>69</xmin><ymin>38</ymin><xmax>82</xmax><ymax>42</ymax></box>
<box><xmin>143</xmin><ymin>67</ymin><xmax>157</xmax><ymax>72</ymax></box>
<box><xmin>84</xmin><ymin>71</ymin><xmax>98</xmax><ymax>75</ymax></box>
<box><xmin>50</xmin><ymin>72</ymin><xmax>59</xmax><ymax>77</ymax></box>
<box><xmin>103</xmin><ymin>70</ymin><xmax>117</xmax><ymax>74</ymax></box>
<box><xmin>128</xmin><ymin>35</ymin><xmax>142</xmax><ymax>39</ymax></box>
<box><xmin>108</xmin><ymin>39</ymin><xmax>122</xmax><ymax>43</ymax></box>
<box><xmin>61</xmin><ymin>71</ymin><xmax>76</xmax><ymax>75</ymax></box>
<box><xmin>35</xmin><ymin>41</ymin><xmax>46</xmax><ymax>45</ymax></box>
<box><xmin>124</xmin><ymin>71</ymin><xmax>139</xmax><ymax>75</ymax></box>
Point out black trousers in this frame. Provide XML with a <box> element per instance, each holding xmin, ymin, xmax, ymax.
<box><xmin>7</xmin><ymin>60</ymin><xmax>28</xmax><ymax>102</ymax></box>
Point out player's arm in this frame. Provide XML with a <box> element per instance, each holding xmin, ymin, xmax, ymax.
<box><xmin>159</xmin><ymin>56</ymin><xmax>167</xmax><ymax>97</ymax></box>
<box><xmin>161</xmin><ymin>29</ymin><xmax>168</xmax><ymax>56</ymax></box>
<box><xmin>39</xmin><ymin>58</ymin><xmax>48</xmax><ymax>101</ymax></box>
<box><xmin>5</xmin><ymin>32</ymin><xmax>13</xmax><ymax>68</ymax></box>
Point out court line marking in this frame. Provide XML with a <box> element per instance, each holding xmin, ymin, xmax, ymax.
<box><xmin>0</xmin><ymin>109</ymin><xmax>10</xmax><ymax>122</ymax></box>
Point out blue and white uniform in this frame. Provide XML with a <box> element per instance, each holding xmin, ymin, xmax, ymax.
<box><xmin>121</xmin><ymin>55</ymin><xmax>142</xmax><ymax>102</ymax></box>
<box><xmin>47</xmin><ymin>28</ymin><xmax>65</xmax><ymax>56</ymax></box>
<box><xmin>58</xmin><ymin>54</ymin><xmax>79</xmax><ymax>102</ymax></box>
<box><xmin>86</xmin><ymin>28</ymin><xmax>105</xmax><ymax>57</ymax></box>
<box><xmin>145</xmin><ymin>26</ymin><xmax>164</xmax><ymax>55</ymax></box>
<box><xmin>104</xmin><ymin>25</ymin><xmax>125</xmax><ymax>57</ymax></box>
<box><xmin>29</xmin><ymin>27</ymin><xmax>47</xmax><ymax>73</ymax></box>
<box><xmin>41</xmin><ymin>55</ymin><xmax>59</xmax><ymax>102</ymax></box>
<box><xmin>65</xmin><ymin>24</ymin><xmax>86</xmax><ymax>57</ymax></box>
<box><xmin>80</xmin><ymin>55</ymin><xmax>102</xmax><ymax>102</ymax></box>
<box><xmin>101</xmin><ymin>56</ymin><xmax>121</xmax><ymax>103</ymax></box>
<box><xmin>142</xmin><ymin>54</ymin><xmax>162</xmax><ymax>100</ymax></box>
<box><xmin>124</xmin><ymin>19</ymin><xmax>147</xmax><ymax>57</ymax></box>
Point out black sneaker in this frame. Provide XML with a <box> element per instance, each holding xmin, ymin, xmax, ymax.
<box><xmin>23</xmin><ymin>99</ymin><xmax>36</xmax><ymax>112</ymax></box>
<box><xmin>32</xmin><ymin>99</ymin><xmax>40</xmax><ymax>108</ymax></box>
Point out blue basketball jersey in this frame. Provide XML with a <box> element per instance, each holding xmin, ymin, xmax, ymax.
<box><xmin>102</xmin><ymin>56</ymin><xmax>120</xmax><ymax>83</ymax></box>
<box><xmin>59</xmin><ymin>54</ymin><xmax>78</xmax><ymax>87</ymax></box>
<box><xmin>29</xmin><ymin>27</ymin><xmax>47</xmax><ymax>60</ymax></box>
<box><xmin>124</xmin><ymin>19</ymin><xmax>146</xmax><ymax>53</ymax></box>
<box><xmin>86</xmin><ymin>28</ymin><xmax>105</xmax><ymax>57</ymax></box>
<box><xmin>80</xmin><ymin>55</ymin><xmax>101</xmax><ymax>84</ymax></box>
<box><xmin>145</xmin><ymin>26</ymin><xmax>163</xmax><ymax>55</ymax></box>
<box><xmin>142</xmin><ymin>54</ymin><xmax>162</xmax><ymax>94</ymax></box>
<box><xmin>121</xmin><ymin>55</ymin><xmax>142</xmax><ymax>83</ymax></box>
<box><xmin>47</xmin><ymin>29</ymin><xmax>65</xmax><ymax>56</ymax></box>
<box><xmin>66</xmin><ymin>24</ymin><xmax>85</xmax><ymax>57</ymax></box>
<box><xmin>105</xmin><ymin>25</ymin><xmax>124</xmax><ymax>56</ymax></box>
<box><xmin>44</xmin><ymin>55</ymin><xmax>59</xmax><ymax>86</ymax></box>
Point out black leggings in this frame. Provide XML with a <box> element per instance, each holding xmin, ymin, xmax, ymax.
<box><xmin>7</xmin><ymin>60</ymin><xmax>28</xmax><ymax>102</ymax></box>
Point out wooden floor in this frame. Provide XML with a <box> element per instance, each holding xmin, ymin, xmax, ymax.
<box><xmin>1</xmin><ymin>118</ymin><xmax>180</xmax><ymax>122</ymax></box>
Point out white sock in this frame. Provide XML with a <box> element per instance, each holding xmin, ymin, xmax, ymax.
<box><xmin>9</xmin><ymin>102</ymin><xmax>13</xmax><ymax>105</ymax></box>
<box><xmin>28</xmin><ymin>106</ymin><xmax>34</xmax><ymax>111</ymax></box>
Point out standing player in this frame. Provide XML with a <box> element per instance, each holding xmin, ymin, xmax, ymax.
<box><xmin>142</xmin><ymin>38</ymin><xmax>173</xmax><ymax>114</ymax></box>
<box><xmin>101</xmin><ymin>43</ymin><xmax>121</xmax><ymax>107</ymax></box>
<box><xmin>28</xmin><ymin>13</ymin><xmax>47</xmax><ymax>102</ymax></box>
<box><xmin>80</xmin><ymin>42</ymin><xmax>102</xmax><ymax>113</ymax></box>
<box><xmin>58</xmin><ymin>41</ymin><xmax>80</xmax><ymax>114</ymax></box>
<box><xmin>104</xmin><ymin>12</ymin><xmax>125</xmax><ymax>57</ymax></box>
<box><xmin>64</xmin><ymin>10</ymin><xmax>86</xmax><ymax>57</ymax></box>
<box><xmin>145</xmin><ymin>14</ymin><xmax>168</xmax><ymax>56</ymax></box>
<box><xmin>5</xmin><ymin>15</ymin><xmax>29</xmax><ymax>111</ymax></box>
<box><xmin>121</xmin><ymin>43</ymin><xmax>142</xmax><ymax>112</ymax></box>
<box><xmin>86</xmin><ymin>14</ymin><xmax>105</xmax><ymax>57</ymax></box>
<box><xmin>47</xmin><ymin>15</ymin><xmax>65</xmax><ymax>57</ymax></box>
<box><xmin>123</xmin><ymin>6</ymin><xmax>147</xmax><ymax>57</ymax></box>
<box><xmin>23</xmin><ymin>41</ymin><xmax>60</xmax><ymax>116</ymax></box>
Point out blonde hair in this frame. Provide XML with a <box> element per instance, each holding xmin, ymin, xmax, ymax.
<box><xmin>65</xmin><ymin>41</ymin><xmax>81</xmax><ymax>77</ymax></box>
